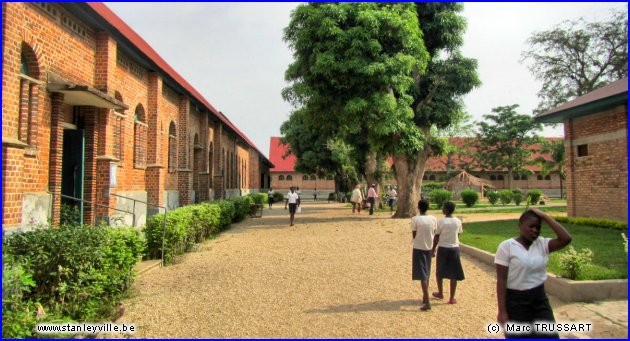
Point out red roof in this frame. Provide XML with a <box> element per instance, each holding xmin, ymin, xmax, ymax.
<box><xmin>269</xmin><ymin>137</ymin><xmax>297</xmax><ymax>172</ymax></box>
<box><xmin>87</xmin><ymin>3</ymin><xmax>271</xmax><ymax>165</ymax></box>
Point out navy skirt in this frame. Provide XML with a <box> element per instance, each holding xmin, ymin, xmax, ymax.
<box><xmin>412</xmin><ymin>248</ymin><xmax>432</xmax><ymax>281</ymax></box>
<box><xmin>436</xmin><ymin>246</ymin><xmax>465</xmax><ymax>280</ymax></box>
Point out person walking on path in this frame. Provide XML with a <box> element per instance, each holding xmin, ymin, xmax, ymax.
<box><xmin>285</xmin><ymin>187</ymin><xmax>300</xmax><ymax>227</ymax></box>
<box><xmin>350</xmin><ymin>184</ymin><xmax>364</xmax><ymax>214</ymax></box>
<box><xmin>432</xmin><ymin>201</ymin><xmax>464</xmax><ymax>304</ymax></box>
<box><xmin>411</xmin><ymin>199</ymin><xmax>438</xmax><ymax>311</ymax></box>
<box><xmin>386</xmin><ymin>186</ymin><xmax>398</xmax><ymax>213</ymax></box>
<box><xmin>313</xmin><ymin>188</ymin><xmax>318</xmax><ymax>202</ymax></box>
<box><xmin>296</xmin><ymin>186</ymin><xmax>301</xmax><ymax>206</ymax></box>
<box><xmin>495</xmin><ymin>208</ymin><xmax>572</xmax><ymax>339</ymax></box>
<box><xmin>367</xmin><ymin>184</ymin><xmax>378</xmax><ymax>215</ymax></box>
<box><xmin>267</xmin><ymin>188</ymin><xmax>275</xmax><ymax>209</ymax></box>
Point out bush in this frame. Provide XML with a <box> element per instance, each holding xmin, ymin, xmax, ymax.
<box><xmin>623</xmin><ymin>233</ymin><xmax>628</xmax><ymax>254</ymax></box>
<box><xmin>422</xmin><ymin>182</ymin><xmax>446</xmax><ymax>192</ymax></box>
<box><xmin>3</xmin><ymin>225</ymin><xmax>145</xmax><ymax>321</ymax></box>
<box><xmin>553</xmin><ymin>216</ymin><xmax>627</xmax><ymax>231</ymax></box>
<box><xmin>429</xmin><ymin>189</ymin><xmax>452</xmax><ymax>209</ymax></box>
<box><xmin>2</xmin><ymin>252</ymin><xmax>38</xmax><ymax>339</ymax></box>
<box><xmin>558</xmin><ymin>246</ymin><xmax>594</xmax><ymax>280</ymax></box>
<box><xmin>273</xmin><ymin>192</ymin><xmax>284</xmax><ymax>203</ymax></box>
<box><xmin>460</xmin><ymin>189</ymin><xmax>479</xmax><ymax>207</ymax></box>
<box><xmin>512</xmin><ymin>191</ymin><xmax>524</xmax><ymax>206</ymax></box>
<box><xmin>327</xmin><ymin>193</ymin><xmax>336</xmax><ymax>201</ymax></box>
<box><xmin>527</xmin><ymin>189</ymin><xmax>543</xmax><ymax>205</ymax></box>
<box><xmin>498</xmin><ymin>189</ymin><xmax>513</xmax><ymax>205</ymax></box>
<box><xmin>250</xmin><ymin>193</ymin><xmax>267</xmax><ymax>205</ymax></box>
<box><xmin>229</xmin><ymin>196</ymin><xmax>252</xmax><ymax>223</ymax></box>
<box><xmin>345</xmin><ymin>191</ymin><xmax>352</xmax><ymax>202</ymax></box>
<box><xmin>487</xmin><ymin>191</ymin><xmax>499</xmax><ymax>205</ymax></box>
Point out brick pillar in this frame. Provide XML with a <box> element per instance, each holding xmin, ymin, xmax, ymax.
<box><xmin>95</xmin><ymin>32</ymin><xmax>117</xmax><ymax>93</ymax></box>
<box><xmin>147</xmin><ymin>72</ymin><xmax>161</xmax><ymax>164</ymax></box>
<box><xmin>177</xmin><ymin>97</ymin><xmax>192</xmax><ymax>205</ymax></box>
<box><xmin>48</xmin><ymin>92</ymin><xmax>64</xmax><ymax>226</ymax></box>
<box><xmin>2</xmin><ymin>146</ymin><xmax>25</xmax><ymax>227</ymax></box>
<box><xmin>212</xmin><ymin>122</ymin><xmax>224</xmax><ymax>199</ymax></box>
<box><xmin>83</xmin><ymin>107</ymin><xmax>98</xmax><ymax>225</ymax></box>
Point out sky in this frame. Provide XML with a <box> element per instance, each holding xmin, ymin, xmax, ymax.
<box><xmin>104</xmin><ymin>2</ymin><xmax>627</xmax><ymax>158</ymax></box>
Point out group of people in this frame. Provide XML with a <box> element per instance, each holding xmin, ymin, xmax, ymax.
<box><xmin>349</xmin><ymin>184</ymin><xmax>398</xmax><ymax>215</ymax></box>
<box><xmin>410</xmin><ymin>198</ymin><xmax>572</xmax><ymax>338</ymax></box>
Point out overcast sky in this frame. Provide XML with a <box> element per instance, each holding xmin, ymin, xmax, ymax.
<box><xmin>104</xmin><ymin>2</ymin><xmax>627</xmax><ymax>157</ymax></box>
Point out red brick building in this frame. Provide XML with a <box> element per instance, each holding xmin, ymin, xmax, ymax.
<box><xmin>268</xmin><ymin>137</ymin><xmax>335</xmax><ymax>196</ymax></box>
<box><xmin>535</xmin><ymin>78</ymin><xmax>628</xmax><ymax>222</ymax></box>
<box><xmin>2</xmin><ymin>2</ymin><xmax>273</xmax><ymax>231</ymax></box>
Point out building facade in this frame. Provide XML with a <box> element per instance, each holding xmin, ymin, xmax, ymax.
<box><xmin>535</xmin><ymin>78</ymin><xmax>627</xmax><ymax>222</ymax></box>
<box><xmin>2</xmin><ymin>2</ymin><xmax>273</xmax><ymax>231</ymax></box>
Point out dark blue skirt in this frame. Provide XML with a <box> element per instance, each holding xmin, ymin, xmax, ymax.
<box><xmin>436</xmin><ymin>246</ymin><xmax>465</xmax><ymax>280</ymax></box>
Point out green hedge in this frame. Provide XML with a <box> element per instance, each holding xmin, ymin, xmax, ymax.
<box><xmin>460</xmin><ymin>189</ymin><xmax>479</xmax><ymax>207</ymax></box>
<box><xmin>144</xmin><ymin>198</ymin><xmax>252</xmax><ymax>265</ymax></box>
<box><xmin>554</xmin><ymin>216</ymin><xmax>627</xmax><ymax>231</ymax></box>
<box><xmin>2</xmin><ymin>225</ymin><xmax>145</xmax><ymax>326</ymax></box>
<box><xmin>429</xmin><ymin>189</ymin><xmax>452</xmax><ymax>209</ymax></box>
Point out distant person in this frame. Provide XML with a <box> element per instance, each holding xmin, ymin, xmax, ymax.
<box><xmin>495</xmin><ymin>208</ymin><xmax>572</xmax><ymax>339</ymax></box>
<box><xmin>296</xmin><ymin>186</ymin><xmax>301</xmax><ymax>206</ymax></box>
<box><xmin>267</xmin><ymin>188</ymin><xmax>275</xmax><ymax>209</ymax></box>
<box><xmin>367</xmin><ymin>184</ymin><xmax>378</xmax><ymax>215</ymax></box>
<box><xmin>432</xmin><ymin>201</ymin><xmax>464</xmax><ymax>304</ymax></box>
<box><xmin>411</xmin><ymin>199</ymin><xmax>437</xmax><ymax>311</ymax></box>
<box><xmin>386</xmin><ymin>186</ymin><xmax>398</xmax><ymax>213</ymax></box>
<box><xmin>313</xmin><ymin>188</ymin><xmax>318</xmax><ymax>202</ymax></box>
<box><xmin>350</xmin><ymin>184</ymin><xmax>364</xmax><ymax>214</ymax></box>
<box><xmin>285</xmin><ymin>186</ymin><xmax>300</xmax><ymax>227</ymax></box>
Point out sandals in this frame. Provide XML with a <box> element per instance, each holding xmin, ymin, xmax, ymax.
<box><xmin>448</xmin><ymin>298</ymin><xmax>457</xmax><ymax>304</ymax></box>
<box><xmin>432</xmin><ymin>292</ymin><xmax>444</xmax><ymax>299</ymax></box>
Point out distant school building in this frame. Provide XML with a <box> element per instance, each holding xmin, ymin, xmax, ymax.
<box><xmin>2</xmin><ymin>2</ymin><xmax>273</xmax><ymax>232</ymax></box>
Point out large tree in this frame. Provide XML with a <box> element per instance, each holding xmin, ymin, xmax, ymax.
<box><xmin>521</xmin><ymin>9</ymin><xmax>628</xmax><ymax>114</ymax></box>
<box><xmin>474</xmin><ymin>105</ymin><xmax>542</xmax><ymax>190</ymax></box>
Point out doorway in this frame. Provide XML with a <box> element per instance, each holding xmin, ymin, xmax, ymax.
<box><xmin>61</xmin><ymin>123</ymin><xmax>85</xmax><ymax>225</ymax></box>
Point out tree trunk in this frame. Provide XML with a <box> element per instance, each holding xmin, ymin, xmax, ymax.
<box><xmin>508</xmin><ymin>169</ymin><xmax>513</xmax><ymax>190</ymax></box>
<box><xmin>364</xmin><ymin>152</ymin><xmax>383</xmax><ymax>206</ymax></box>
<box><xmin>392</xmin><ymin>151</ymin><xmax>429</xmax><ymax>218</ymax></box>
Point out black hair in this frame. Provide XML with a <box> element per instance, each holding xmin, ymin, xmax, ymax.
<box><xmin>442</xmin><ymin>201</ymin><xmax>456</xmax><ymax>215</ymax></box>
<box><xmin>519</xmin><ymin>210</ymin><xmax>541</xmax><ymax>225</ymax></box>
<box><xmin>418</xmin><ymin>199</ymin><xmax>430</xmax><ymax>213</ymax></box>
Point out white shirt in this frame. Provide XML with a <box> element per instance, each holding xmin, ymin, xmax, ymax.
<box><xmin>286</xmin><ymin>192</ymin><xmax>299</xmax><ymax>204</ymax></box>
<box><xmin>387</xmin><ymin>189</ymin><xmax>397</xmax><ymax>199</ymax></box>
<box><xmin>495</xmin><ymin>237</ymin><xmax>551</xmax><ymax>291</ymax></box>
<box><xmin>411</xmin><ymin>215</ymin><xmax>437</xmax><ymax>250</ymax></box>
<box><xmin>436</xmin><ymin>217</ymin><xmax>463</xmax><ymax>248</ymax></box>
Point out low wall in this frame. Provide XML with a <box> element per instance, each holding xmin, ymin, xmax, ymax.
<box><xmin>459</xmin><ymin>243</ymin><xmax>628</xmax><ymax>302</ymax></box>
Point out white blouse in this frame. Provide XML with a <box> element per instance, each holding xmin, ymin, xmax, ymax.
<box><xmin>494</xmin><ymin>237</ymin><xmax>551</xmax><ymax>291</ymax></box>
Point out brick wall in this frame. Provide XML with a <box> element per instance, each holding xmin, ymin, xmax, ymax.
<box><xmin>564</xmin><ymin>105</ymin><xmax>628</xmax><ymax>222</ymax></box>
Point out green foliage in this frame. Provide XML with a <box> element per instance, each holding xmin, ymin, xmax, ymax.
<box><xmin>460</xmin><ymin>189</ymin><xmax>479</xmax><ymax>207</ymax></box>
<box><xmin>273</xmin><ymin>192</ymin><xmax>284</xmax><ymax>203</ymax></box>
<box><xmin>527</xmin><ymin>189</ymin><xmax>543</xmax><ymax>205</ymax></box>
<box><xmin>487</xmin><ymin>191</ymin><xmax>500</xmax><ymax>205</ymax></box>
<box><xmin>2</xmin><ymin>252</ymin><xmax>38</xmax><ymax>339</ymax></box>
<box><xmin>553</xmin><ymin>216</ymin><xmax>627</xmax><ymax>231</ymax></box>
<box><xmin>429</xmin><ymin>189</ymin><xmax>452</xmax><ymax>209</ymax></box>
<box><xmin>522</xmin><ymin>9</ymin><xmax>628</xmax><ymax>114</ymax></box>
<box><xmin>558</xmin><ymin>246</ymin><xmax>594</xmax><ymax>280</ymax></box>
<box><xmin>3</xmin><ymin>225</ymin><xmax>144</xmax><ymax>322</ymax></box>
<box><xmin>421</xmin><ymin>182</ymin><xmax>446</xmax><ymax>192</ymax></box>
<box><xmin>512</xmin><ymin>191</ymin><xmax>524</xmax><ymax>206</ymax></box>
<box><xmin>250</xmin><ymin>193</ymin><xmax>268</xmax><ymax>205</ymax></box>
<box><xmin>498</xmin><ymin>189</ymin><xmax>514</xmax><ymax>205</ymax></box>
<box><xmin>229</xmin><ymin>196</ymin><xmax>253</xmax><ymax>223</ymax></box>
<box><xmin>59</xmin><ymin>203</ymin><xmax>80</xmax><ymax>227</ymax></box>
<box><xmin>622</xmin><ymin>233</ymin><xmax>628</xmax><ymax>254</ymax></box>
<box><xmin>327</xmin><ymin>192</ymin><xmax>336</xmax><ymax>201</ymax></box>
<box><xmin>474</xmin><ymin>105</ymin><xmax>541</xmax><ymax>190</ymax></box>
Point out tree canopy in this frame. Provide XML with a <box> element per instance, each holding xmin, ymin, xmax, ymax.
<box><xmin>521</xmin><ymin>8</ymin><xmax>628</xmax><ymax>114</ymax></box>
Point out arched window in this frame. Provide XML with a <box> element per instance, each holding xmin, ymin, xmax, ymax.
<box><xmin>423</xmin><ymin>174</ymin><xmax>427</xmax><ymax>180</ymax></box>
<box><xmin>544</xmin><ymin>175</ymin><xmax>551</xmax><ymax>180</ymax></box>
<box><xmin>537</xmin><ymin>175</ymin><xmax>543</xmax><ymax>180</ymax></box>
<box><xmin>208</xmin><ymin>142</ymin><xmax>213</xmax><ymax>187</ymax></box>
<box><xmin>286</xmin><ymin>175</ymin><xmax>293</xmax><ymax>181</ymax></box>
<box><xmin>18</xmin><ymin>43</ymin><xmax>41</xmax><ymax>147</ymax></box>
<box><xmin>113</xmin><ymin>91</ymin><xmax>125</xmax><ymax>162</ymax></box>
<box><xmin>279</xmin><ymin>175</ymin><xmax>285</xmax><ymax>181</ymax></box>
<box><xmin>428</xmin><ymin>174</ymin><xmax>435</xmax><ymax>181</ymax></box>
<box><xmin>310</xmin><ymin>175</ymin><xmax>316</xmax><ymax>181</ymax></box>
<box><xmin>497</xmin><ymin>175</ymin><xmax>504</xmax><ymax>181</ymax></box>
<box><xmin>490</xmin><ymin>175</ymin><xmax>496</xmax><ymax>181</ymax></box>
<box><xmin>168</xmin><ymin>122</ymin><xmax>177</xmax><ymax>173</ymax></box>
<box><xmin>302</xmin><ymin>175</ymin><xmax>309</xmax><ymax>181</ymax></box>
<box><xmin>133</xmin><ymin>105</ymin><xmax>147</xmax><ymax>168</ymax></box>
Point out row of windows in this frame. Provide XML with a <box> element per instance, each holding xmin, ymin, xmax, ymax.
<box><xmin>423</xmin><ymin>173</ymin><xmax>553</xmax><ymax>182</ymax></box>
<box><xmin>277</xmin><ymin>174</ymin><xmax>334</xmax><ymax>181</ymax></box>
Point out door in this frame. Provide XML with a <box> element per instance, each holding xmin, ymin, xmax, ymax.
<box><xmin>61</xmin><ymin>128</ymin><xmax>85</xmax><ymax>225</ymax></box>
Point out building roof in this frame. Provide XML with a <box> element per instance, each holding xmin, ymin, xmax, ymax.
<box><xmin>535</xmin><ymin>78</ymin><xmax>628</xmax><ymax>123</ymax></box>
<box><xmin>82</xmin><ymin>3</ymin><xmax>272</xmax><ymax>167</ymax></box>
<box><xmin>271</xmin><ymin>136</ymin><xmax>562</xmax><ymax>174</ymax></box>
<box><xmin>268</xmin><ymin>137</ymin><xmax>298</xmax><ymax>173</ymax></box>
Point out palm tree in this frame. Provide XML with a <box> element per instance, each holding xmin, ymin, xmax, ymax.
<box><xmin>536</xmin><ymin>140</ymin><xmax>566</xmax><ymax>199</ymax></box>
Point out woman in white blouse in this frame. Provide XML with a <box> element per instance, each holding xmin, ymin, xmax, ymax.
<box><xmin>495</xmin><ymin>208</ymin><xmax>572</xmax><ymax>338</ymax></box>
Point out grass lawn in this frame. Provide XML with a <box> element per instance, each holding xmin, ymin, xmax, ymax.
<box><xmin>455</xmin><ymin>206</ymin><xmax>566</xmax><ymax>214</ymax></box>
<box><xmin>460</xmin><ymin>219</ymin><xmax>628</xmax><ymax>281</ymax></box>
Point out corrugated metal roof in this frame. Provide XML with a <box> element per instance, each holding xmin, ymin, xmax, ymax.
<box><xmin>268</xmin><ymin>137</ymin><xmax>297</xmax><ymax>172</ymax></box>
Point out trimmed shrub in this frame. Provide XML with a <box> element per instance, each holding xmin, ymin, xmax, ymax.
<box><xmin>3</xmin><ymin>225</ymin><xmax>145</xmax><ymax>321</ymax></box>
<box><xmin>558</xmin><ymin>246</ymin><xmax>594</xmax><ymax>280</ymax></box>
<box><xmin>487</xmin><ymin>191</ymin><xmax>499</xmax><ymax>205</ymax></box>
<box><xmin>527</xmin><ymin>189</ymin><xmax>543</xmax><ymax>205</ymax></box>
<box><xmin>229</xmin><ymin>196</ymin><xmax>253</xmax><ymax>223</ymax></box>
<box><xmin>429</xmin><ymin>189</ymin><xmax>452</xmax><ymax>209</ymax></box>
<box><xmin>498</xmin><ymin>189</ymin><xmax>513</xmax><ymax>205</ymax></box>
<box><xmin>460</xmin><ymin>189</ymin><xmax>479</xmax><ymax>208</ymax></box>
<box><xmin>250</xmin><ymin>193</ymin><xmax>267</xmax><ymax>204</ymax></box>
<box><xmin>273</xmin><ymin>192</ymin><xmax>284</xmax><ymax>203</ymax></box>
<box><xmin>553</xmin><ymin>216</ymin><xmax>627</xmax><ymax>231</ymax></box>
<box><xmin>327</xmin><ymin>192</ymin><xmax>336</xmax><ymax>201</ymax></box>
<box><xmin>512</xmin><ymin>191</ymin><xmax>524</xmax><ymax>206</ymax></box>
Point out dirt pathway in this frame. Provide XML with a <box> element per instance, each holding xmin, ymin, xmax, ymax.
<box><xmin>116</xmin><ymin>202</ymin><xmax>626</xmax><ymax>338</ymax></box>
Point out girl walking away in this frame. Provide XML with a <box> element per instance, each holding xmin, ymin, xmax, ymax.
<box><xmin>285</xmin><ymin>187</ymin><xmax>300</xmax><ymax>227</ymax></box>
<box><xmin>267</xmin><ymin>188</ymin><xmax>275</xmax><ymax>209</ymax></box>
<box><xmin>495</xmin><ymin>208</ymin><xmax>572</xmax><ymax>339</ymax></box>
<box><xmin>411</xmin><ymin>199</ymin><xmax>437</xmax><ymax>311</ymax></box>
<box><xmin>350</xmin><ymin>184</ymin><xmax>363</xmax><ymax>214</ymax></box>
<box><xmin>367</xmin><ymin>184</ymin><xmax>378</xmax><ymax>215</ymax></box>
<box><xmin>432</xmin><ymin>201</ymin><xmax>464</xmax><ymax>304</ymax></box>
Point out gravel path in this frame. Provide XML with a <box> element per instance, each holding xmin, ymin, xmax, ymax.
<box><xmin>115</xmin><ymin>202</ymin><xmax>622</xmax><ymax>338</ymax></box>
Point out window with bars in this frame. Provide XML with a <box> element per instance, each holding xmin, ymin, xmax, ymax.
<box><xmin>168</xmin><ymin>122</ymin><xmax>177</xmax><ymax>173</ymax></box>
<box><xmin>133</xmin><ymin>106</ymin><xmax>147</xmax><ymax>169</ymax></box>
